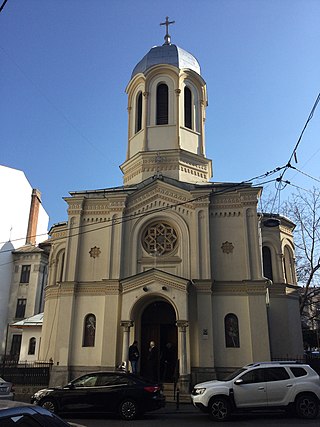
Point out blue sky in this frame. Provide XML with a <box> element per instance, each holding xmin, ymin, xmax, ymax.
<box><xmin>1</xmin><ymin>0</ymin><xmax>319</xmax><ymax>227</ymax></box>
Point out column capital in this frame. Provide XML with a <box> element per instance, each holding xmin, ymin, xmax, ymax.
<box><xmin>120</xmin><ymin>320</ymin><xmax>133</xmax><ymax>331</ymax></box>
<box><xmin>175</xmin><ymin>89</ymin><xmax>181</xmax><ymax>95</ymax></box>
<box><xmin>176</xmin><ymin>320</ymin><xmax>189</xmax><ymax>331</ymax></box>
<box><xmin>143</xmin><ymin>91</ymin><xmax>149</xmax><ymax>98</ymax></box>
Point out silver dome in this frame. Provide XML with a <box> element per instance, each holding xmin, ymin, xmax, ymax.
<box><xmin>131</xmin><ymin>44</ymin><xmax>201</xmax><ymax>78</ymax></box>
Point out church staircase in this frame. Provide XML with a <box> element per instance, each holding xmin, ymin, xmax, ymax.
<box><xmin>162</xmin><ymin>382</ymin><xmax>191</xmax><ymax>403</ymax></box>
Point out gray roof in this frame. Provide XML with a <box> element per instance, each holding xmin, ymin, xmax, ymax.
<box><xmin>11</xmin><ymin>313</ymin><xmax>44</xmax><ymax>328</ymax></box>
<box><xmin>131</xmin><ymin>44</ymin><xmax>201</xmax><ymax>78</ymax></box>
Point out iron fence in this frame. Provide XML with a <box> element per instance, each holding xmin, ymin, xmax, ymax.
<box><xmin>272</xmin><ymin>354</ymin><xmax>320</xmax><ymax>375</ymax></box>
<box><xmin>1</xmin><ymin>361</ymin><xmax>53</xmax><ymax>386</ymax></box>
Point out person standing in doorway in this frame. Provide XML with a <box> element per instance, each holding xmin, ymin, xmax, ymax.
<box><xmin>128</xmin><ymin>340</ymin><xmax>140</xmax><ymax>374</ymax></box>
<box><xmin>147</xmin><ymin>340</ymin><xmax>159</xmax><ymax>381</ymax></box>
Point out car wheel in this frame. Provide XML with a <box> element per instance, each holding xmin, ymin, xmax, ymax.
<box><xmin>40</xmin><ymin>398</ymin><xmax>57</xmax><ymax>413</ymax></box>
<box><xmin>119</xmin><ymin>399</ymin><xmax>138</xmax><ymax>420</ymax></box>
<box><xmin>208</xmin><ymin>396</ymin><xmax>231</xmax><ymax>421</ymax></box>
<box><xmin>295</xmin><ymin>394</ymin><xmax>319</xmax><ymax>419</ymax></box>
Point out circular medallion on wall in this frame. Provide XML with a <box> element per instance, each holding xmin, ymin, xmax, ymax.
<box><xmin>142</xmin><ymin>222</ymin><xmax>178</xmax><ymax>256</ymax></box>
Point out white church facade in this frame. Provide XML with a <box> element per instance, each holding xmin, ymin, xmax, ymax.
<box><xmin>40</xmin><ymin>23</ymin><xmax>303</xmax><ymax>392</ymax></box>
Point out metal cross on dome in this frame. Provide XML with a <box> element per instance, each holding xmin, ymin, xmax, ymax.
<box><xmin>160</xmin><ymin>16</ymin><xmax>175</xmax><ymax>45</ymax></box>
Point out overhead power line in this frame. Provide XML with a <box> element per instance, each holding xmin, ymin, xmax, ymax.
<box><xmin>0</xmin><ymin>0</ymin><xmax>9</xmax><ymax>14</ymax></box>
<box><xmin>270</xmin><ymin>92</ymin><xmax>320</xmax><ymax>213</ymax></box>
<box><xmin>0</xmin><ymin>178</ymin><xmax>278</xmax><ymax>256</ymax></box>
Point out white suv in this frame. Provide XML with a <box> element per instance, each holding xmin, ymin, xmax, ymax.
<box><xmin>191</xmin><ymin>362</ymin><xmax>320</xmax><ymax>421</ymax></box>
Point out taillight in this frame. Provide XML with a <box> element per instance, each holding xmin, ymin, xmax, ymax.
<box><xmin>144</xmin><ymin>386</ymin><xmax>160</xmax><ymax>393</ymax></box>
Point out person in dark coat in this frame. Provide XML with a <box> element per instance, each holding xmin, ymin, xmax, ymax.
<box><xmin>147</xmin><ymin>340</ymin><xmax>159</xmax><ymax>381</ymax></box>
<box><xmin>128</xmin><ymin>340</ymin><xmax>140</xmax><ymax>374</ymax></box>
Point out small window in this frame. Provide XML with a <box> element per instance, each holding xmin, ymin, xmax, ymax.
<box><xmin>96</xmin><ymin>374</ymin><xmax>128</xmax><ymax>386</ymax></box>
<box><xmin>135</xmin><ymin>91</ymin><xmax>142</xmax><ymax>133</ymax></box>
<box><xmin>28</xmin><ymin>337</ymin><xmax>36</xmax><ymax>355</ymax></box>
<box><xmin>225</xmin><ymin>313</ymin><xmax>240</xmax><ymax>348</ymax></box>
<box><xmin>290</xmin><ymin>367</ymin><xmax>307</xmax><ymax>377</ymax></box>
<box><xmin>156</xmin><ymin>83</ymin><xmax>168</xmax><ymax>125</ymax></box>
<box><xmin>284</xmin><ymin>246</ymin><xmax>294</xmax><ymax>284</ymax></box>
<box><xmin>15</xmin><ymin>299</ymin><xmax>26</xmax><ymax>318</ymax></box>
<box><xmin>262</xmin><ymin>246</ymin><xmax>273</xmax><ymax>281</ymax></box>
<box><xmin>73</xmin><ymin>374</ymin><xmax>98</xmax><ymax>388</ymax></box>
<box><xmin>20</xmin><ymin>265</ymin><xmax>31</xmax><ymax>283</ymax></box>
<box><xmin>184</xmin><ymin>86</ymin><xmax>192</xmax><ymax>129</ymax></box>
<box><xmin>10</xmin><ymin>334</ymin><xmax>22</xmax><ymax>358</ymax></box>
<box><xmin>265</xmin><ymin>367</ymin><xmax>290</xmax><ymax>382</ymax></box>
<box><xmin>83</xmin><ymin>314</ymin><xmax>96</xmax><ymax>347</ymax></box>
<box><xmin>240</xmin><ymin>368</ymin><xmax>264</xmax><ymax>384</ymax></box>
<box><xmin>56</xmin><ymin>250</ymin><xmax>65</xmax><ymax>283</ymax></box>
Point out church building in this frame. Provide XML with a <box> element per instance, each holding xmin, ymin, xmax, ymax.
<box><xmin>40</xmin><ymin>20</ymin><xmax>303</xmax><ymax>392</ymax></box>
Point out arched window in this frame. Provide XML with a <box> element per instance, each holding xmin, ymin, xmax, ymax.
<box><xmin>135</xmin><ymin>91</ymin><xmax>142</xmax><ymax>133</ymax></box>
<box><xmin>28</xmin><ymin>337</ymin><xmax>36</xmax><ymax>355</ymax></box>
<box><xmin>262</xmin><ymin>246</ymin><xmax>273</xmax><ymax>281</ymax></box>
<box><xmin>55</xmin><ymin>249</ymin><xmax>65</xmax><ymax>284</ymax></box>
<box><xmin>83</xmin><ymin>314</ymin><xmax>96</xmax><ymax>347</ymax></box>
<box><xmin>224</xmin><ymin>313</ymin><xmax>240</xmax><ymax>348</ymax></box>
<box><xmin>283</xmin><ymin>246</ymin><xmax>294</xmax><ymax>284</ymax></box>
<box><xmin>156</xmin><ymin>83</ymin><xmax>168</xmax><ymax>125</ymax></box>
<box><xmin>184</xmin><ymin>86</ymin><xmax>192</xmax><ymax>129</ymax></box>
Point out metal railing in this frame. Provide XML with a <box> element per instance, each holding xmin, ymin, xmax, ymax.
<box><xmin>1</xmin><ymin>360</ymin><xmax>53</xmax><ymax>386</ymax></box>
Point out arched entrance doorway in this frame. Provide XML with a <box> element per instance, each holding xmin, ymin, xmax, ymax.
<box><xmin>140</xmin><ymin>301</ymin><xmax>177</xmax><ymax>382</ymax></box>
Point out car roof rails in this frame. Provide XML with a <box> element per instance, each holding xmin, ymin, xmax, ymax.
<box><xmin>246</xmin><ymin>361</ymin><xmax>303</xmax><ymax>367</ymax></box>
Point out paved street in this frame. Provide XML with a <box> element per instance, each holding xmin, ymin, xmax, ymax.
<box><xmin>64</xmin><ymin>403</ymin><xmax>320</xmax><ymax>427</ymax></box>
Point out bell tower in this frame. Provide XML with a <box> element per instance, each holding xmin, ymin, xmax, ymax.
<box><xmin>120</xmin><ymin>18</ymin><xmax>212</xmax><ymax>185</ymax></box>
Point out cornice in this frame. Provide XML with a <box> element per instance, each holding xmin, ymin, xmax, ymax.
<box><xmin>44</xmin><ymin>281</ymin><xmax>121</xmax><ymax>300</ymax></box>
<box><xmin>192</xmin><ymin>280</ymin><xmax>213</xmax><ymax>293</ymax></box>
<box><xmin>126</xmin><ymin>185</ymin><xmax>194</xmax><ymax>216</ymax></box>
<box><xmin>121</xmin><ymin>270</ymin><xmax>189</xmax><ymax>294</ymax></box>
<box><xmin>213</xmin><ymin>280</ymin><xmax>268</xmax><ymax>295</ymax></box>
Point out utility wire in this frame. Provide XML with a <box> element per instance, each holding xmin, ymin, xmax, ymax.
<box><xmin>289</xmin><ymin>166</ymin><xmax>320</xmax><ymax>185</ymax></box>
<box><xmin>0</xmin><ymin>0</ymin><xmax>9</xmax><ymax>14</ymax></box>
<box><xmin>270</xmin><ymin>92</ymin><xmax>320</xmax><ymax>213</ymax></box>
<box><xmin>0</xmin><ymin>178</ymin><xmax>278</xmax><ymax>256</ymax></box>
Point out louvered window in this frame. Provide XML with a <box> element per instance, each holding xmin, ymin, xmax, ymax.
<box><xmin>136</xmin><ymin>91</ymin><xmax>142</xmax><ymax>132</ymax></box>
<box><xmin>156</xmin><ymin>84</ymin><xmax>168</xmax><ymax>125</ymax></box>
<box><xmin>184</xmin><ymin>86</ymin><xmax>192</xmax><ymax>129</ymax></box>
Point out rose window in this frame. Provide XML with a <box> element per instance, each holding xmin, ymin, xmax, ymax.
<box><xmin>142</xmin><ymin>222</ymin><xmax>178</xmax><ymax>255</ymax></box>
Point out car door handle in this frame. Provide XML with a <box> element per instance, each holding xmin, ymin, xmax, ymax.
<box><xmin>286</xmin><ymin>384</ymin><xmax>293</xmax><ymax>388</ymax></box>
<box><xmin>258</xmin><ymin>387</ymin><xmax>265</xmax><ymax>390</ymax></box>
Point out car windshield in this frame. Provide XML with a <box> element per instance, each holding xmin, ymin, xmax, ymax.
<box><xmin>223</xmin><ymin>368</ymin><xmax>247</xmax><ymax>381</ymax></box>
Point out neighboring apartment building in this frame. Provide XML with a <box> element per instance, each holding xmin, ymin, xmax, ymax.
<box><xmin>0</xmin><ymin>165</ymin><xmax>49</xmax><ymax>360</ymax></box>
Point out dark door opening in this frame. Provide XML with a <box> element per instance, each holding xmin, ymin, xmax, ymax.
<box><xmin>140</xmin><ymin>301</ymin><xmax>177</xmax><ymax>382</ymax></box>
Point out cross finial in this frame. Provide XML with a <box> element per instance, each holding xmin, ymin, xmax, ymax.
<box><xmin>160</xmin><ymin>16</ymin><xmax>175</xmax><ymax>45</ymax></box>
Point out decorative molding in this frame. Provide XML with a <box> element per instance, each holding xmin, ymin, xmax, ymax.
<box><xmin>89</xmin><ymin>246</ymin><xmax>101</xmax><ymax>258</ymax></box>
<box><xmin>121</xmin><ymin>270</ymin><xmax>189</xmax><ymax>294</ymax></box>
<box><xmin>211</xmin><ymin>211</ymin><xmax>241</xmax><ymax>217</ymax></box>
<box><xmin>120</xmin><ymin>320</ymin><xmax>134</xmax><ymax>331</ymax></box>
<box><xmin>45</xmin><ymin>281</ymin><xmax>121</xmax><ymax>300</ymax></box>
<box><xmin>51</xmin><ymin>230</ymin><xmax>67</xmax><ymax>240</ymax></box>
<box><xmin>192</xmin><ymin>281</ymin><xmax>213</xmax><ymax>293</ymax></box>
<box><xmin>212</xmin><ymin>280</ymin><xmax>268</xmax><ymax>295</ymax></box>
<box><xmin>221</xmin><ymin>241</ymin><xmax>234</xmax><ymax>254</ymax></box>
<box><xmin>176</xmin><ymin>320</ymin><xmax>189</xmax><ymax>331</ymax></box>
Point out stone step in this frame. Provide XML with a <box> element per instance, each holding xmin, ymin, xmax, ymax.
<box><xmin>162</xmin><ymin>383</ymin><xmax>190</xmax><ymax>403</ymax></box>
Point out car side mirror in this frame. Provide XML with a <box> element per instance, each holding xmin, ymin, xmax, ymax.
<box><xmin>234</xmin><ymin>379</ymin><xmax>244</xmax><ymax>385</ymax></box>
